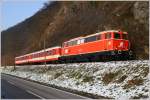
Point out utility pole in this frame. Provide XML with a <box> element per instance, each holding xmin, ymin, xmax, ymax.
<box><xmin>43</xmin><ymin>22</ymin><xmax>52</xmax><ymax>68</ymax></box>
<box><xmin>14</xmin><ymin>54</ymin><xmax>16</xmax><ymax>70</ymax></box>
<box><xmin>4</xmin><ymin>56</ymin><xmax>6</xmax><ymax>68</ymax></box>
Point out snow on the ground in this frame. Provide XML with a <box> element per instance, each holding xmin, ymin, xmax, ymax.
<box><xmin>2</xmin><ymin>60</ymin><xmax>149</xmax><ymax>99</ymax></box>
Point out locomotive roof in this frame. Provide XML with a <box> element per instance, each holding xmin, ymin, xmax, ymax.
<box><xmin>16</xmin><ymin>46</ymin><xmax>61</xmax><ymax>58</ymax></box>
<box><xmin>84</xmin><ymin>30</ymin><xmax>127</xmax><ymax>38</ymax></box>
<box><xmin>64</xmin><ymin>36</ymin><xmax>84</xmax><ymax>43</ymax></box>
<box><xmin>64</xmin><ymin>30</ymin><xmax>127</xmax><ymax>43</ymax></box>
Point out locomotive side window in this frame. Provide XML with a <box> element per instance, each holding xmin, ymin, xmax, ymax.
<box><xmin>114</xmin><ymin>32</ymin><xmax>120</xmax><ymax>39</ymax></box>
<box><xmin>85</xmin><ymin>35</ymin><xmax>97</xmax><ymax>43</ymax></box>
<box><xmin>96</xmin><ymin>35</ymin><xmax>101</xmax><ymax>40</ymax></box>
<box><xmin>122</xmin><ymin>34</ymin><xmax>128</xmax><ymax>40</ymax></box>
<box><xmin>105</xmin><ymin>33</ymin><xmax>111</xmax><ymax>39</ymax></box>
<box><xmin>67</xmin><ymin>40</ymin><xmax>78</xmax><ymax>46</ymax></box>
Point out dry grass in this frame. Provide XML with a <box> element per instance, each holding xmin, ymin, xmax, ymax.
<box><xmin>123</xmin><ymin>78</ymin><xmax>144</xmax><ymax>89</ymax></box>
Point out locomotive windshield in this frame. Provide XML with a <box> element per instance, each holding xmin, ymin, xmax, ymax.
<box><xmin>122</xmin><ymin>34</ymin><xmax>128</xmax><ymax>40</ymax></box>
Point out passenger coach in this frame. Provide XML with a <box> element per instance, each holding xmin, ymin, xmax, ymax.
<box><xmin>15</xmin><ymin>46</ymin><xmax>61</xmax><ymax>65</ymax></box>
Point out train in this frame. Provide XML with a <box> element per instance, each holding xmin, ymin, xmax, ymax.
<box><xmin>15</xmin><ymin>30</ymin><xmax>134</xmax><ymax>65</ymax></box>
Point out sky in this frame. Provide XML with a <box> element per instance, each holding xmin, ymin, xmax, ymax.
<box><xmin>2</xmin><ymin>0</ymin><xmax>48</xmax><ymax>30</ymax></box>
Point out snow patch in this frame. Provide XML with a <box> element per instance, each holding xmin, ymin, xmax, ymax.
<box><xmin>2</xmin><ymin>60</ymin><xmax>149</xmax><ymax>99</ymax></box>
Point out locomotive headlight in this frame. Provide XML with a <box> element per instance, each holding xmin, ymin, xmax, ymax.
<box><xmin>108</xmin><ymin>41</ymin><xmax>111</xmax><ymax>45</ymax></box>
<box><xmin>119</xmin><ymin>42</ymin><xmax>124</xmax><ymax>48</ymax></box>
<box><xmin>65</xmin><ymin>49</ymin><xmax>68</xmax><ymax>53</ymax></box>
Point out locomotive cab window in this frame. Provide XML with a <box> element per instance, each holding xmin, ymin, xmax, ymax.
<box><xmin>96</xmin><ymin>35</ymin><xmax>101</xmax><ymax>40</ymax></box>
<box><xmin>105</xmin><ymin>33</ymin><xmax>111</xmax><ymax>39</ymax></box>
<box><xmin>114</xmin><ymin>32</ymin><xmax>120</xmax><ymax>39</ymax></box>
<box><xmin>122</xmin><ymin>34</ymin><xmax>128</xmax><ymax>40</ymax></box>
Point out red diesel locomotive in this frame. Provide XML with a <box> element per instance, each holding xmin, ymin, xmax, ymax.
<box><xmin>15</xmin><ymin>30</ymin><xmax>133</xmax><ymax>65</ymax></box>
<box><xmin>60</xmin><ymin>30</ymin><xmax>132</xmax><ymax>62</ymax></box>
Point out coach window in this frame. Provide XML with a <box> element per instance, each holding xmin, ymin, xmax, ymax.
<box><xmin>48</xmin><ymin>51</ymin><xmax>52</xmax><ymax>55</ymax></box>
<box><xmin>71</xmin><ymin>41</ymin><xmax>73</xmax><ymax>46</ymax></box>
<box><xmin>67</xmin><ymin>42</ymin><xmax>70</xmax><ymax>46</ymax></box>
<box><xmin>70</xmin><ymin>41</ymin><xmax>74</xmax><ymax>46</ymax></box>
<box><xmin>63</xmin><ymin>43</ymin><xmax>66</xmax><ymax>47</ymax></box>
<box><xmin>71</xmin><ymin>40</ymin><xmax>76</xmax><ymax>46</ymax></box>
<box><xmin>114</xmin><ymin>32</ymin><xmax>120</xmax><ymax>39</ymax></box>
<box><xmin>51</xmin><ymin>50</ymin><xmax>54</xmax><ymax>55</ymax></box>
<box><xmin>65</xmin><ymin>42</ymin><xmax>68</xmax><ymax>47</ymax></box>
<box><xmin>46</xmin><ymin>51</ymin><xmax>48</xmax><ymax>55</ymax></box>
<box><xmin>47</xmin><ymin>51</ymin><xmax>50</xmax><ymax>55</ymax></box>
<box><xmin>53</xmin><ymin>50</ymin><xmax>56</xmax><ymax>55</ymax></box>
<box><xmin>75</xmin><ymin>40</ymin><xmax>78</xmax><ymax>45</ymax></box>
<box><xmin>72</xmin><ymin>41</ymin><xmax>75</xmax><ymax>46</ymax></box>
<box><xmin>69</xmin><ymin>42</ymin><xmax>72</xmax><ymax>46</ymax></box>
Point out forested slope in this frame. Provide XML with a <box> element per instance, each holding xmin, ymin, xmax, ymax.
<box><xmin>1</xmin><ymin>1</ymin><xmax>149</xmax><ymax>65</ymax></box>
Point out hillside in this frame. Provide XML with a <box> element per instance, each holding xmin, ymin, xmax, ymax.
<box><xmin>1</xmin><ymin>1</ymin><xmax>149</xmax><ymax>65</ymax></box>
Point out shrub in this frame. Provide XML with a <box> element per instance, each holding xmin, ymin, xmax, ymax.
<box><xmin>82</xmin><ymin>75</ymin><xmax>94</xmax><ymax>83</ymax></box>
<box><xmin>102</xmin><ymin>71</ymin><xmax>121</xmax><ymax>84</ymax></box>
<box><xmin>69</xmin><ymin>70</ymin><xmax>82</xmax><ymax>79</ymax></box>
<box><xmin>54</xmin><ymin>72</ymin><xmax>63</xmax><ymax>79</ymax></box>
